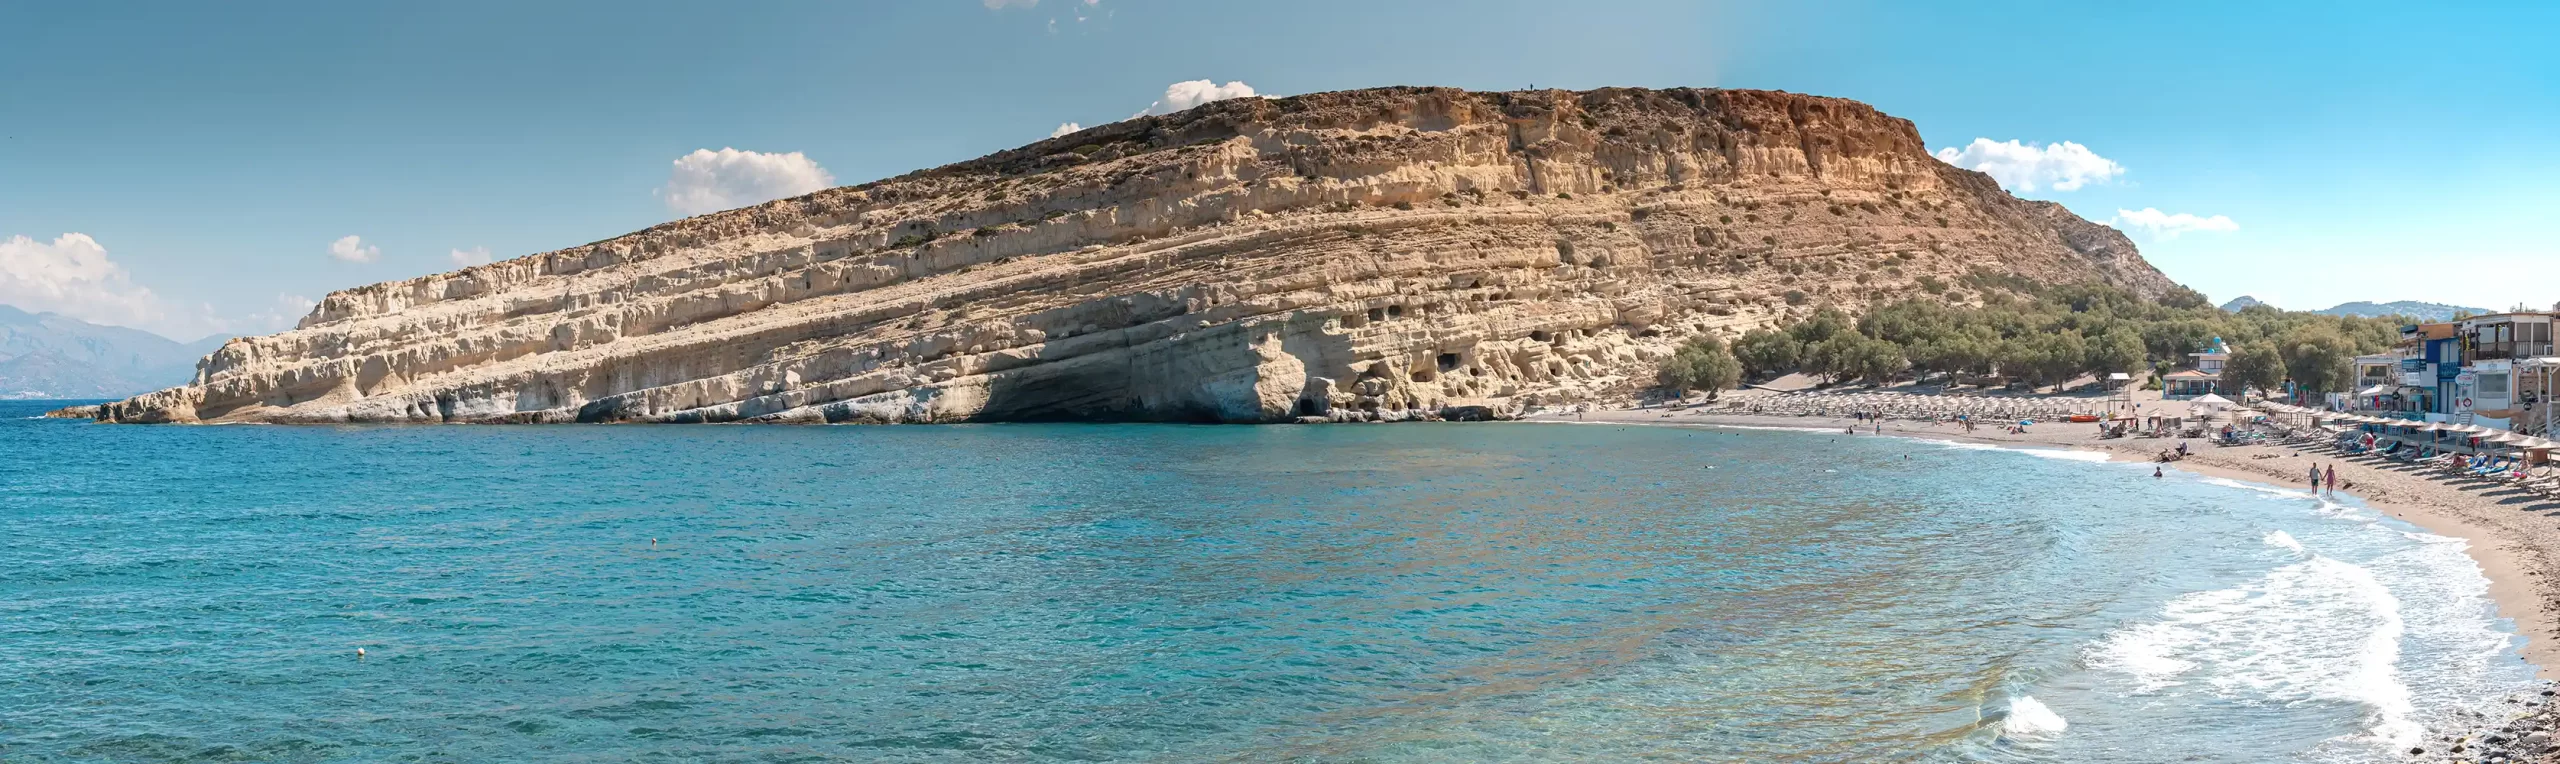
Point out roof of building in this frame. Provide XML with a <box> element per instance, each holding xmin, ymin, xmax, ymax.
<box><xmin>2407</xmin><ymin>323</ymin><xmax>2457</xmax><ymax>340</ymax></box>
<box><xmin>2461</xmin><ymin>312</ymin><xmax>2556</xmax><ymax>324</ymax></box>
<box><xmin>2164</xmin><ymin>370</ymin><xmax>2220</xmax><ymax>380</ymax></box>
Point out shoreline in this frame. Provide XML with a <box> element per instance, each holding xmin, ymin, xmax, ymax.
<box><xmin>1528</xmin><ymin>405</ymin><xmax>2560</xmax><ymax>681</ymax></box>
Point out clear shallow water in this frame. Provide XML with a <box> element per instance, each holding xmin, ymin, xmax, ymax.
<box><xmin>0</xmin><ymin>401</ymin><xmax>2537</xmax><ymax>762</ymax></box>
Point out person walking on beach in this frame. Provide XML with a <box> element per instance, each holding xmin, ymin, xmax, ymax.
<box><xmin>2326</xmin><ymin>465</ymin><xmax>2338</xmax><ymax>494</ymax></box>
<box><xmin>2309</xmin><ymin>463</ymin><xmax>2322</xmax><ymax>492</ymax></box>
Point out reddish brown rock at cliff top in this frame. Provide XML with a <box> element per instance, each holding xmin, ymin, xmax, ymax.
<box><xmin>93</xmin><ymin>86</ymin><xmax>2179</xmax><ymax>424</ymax></box>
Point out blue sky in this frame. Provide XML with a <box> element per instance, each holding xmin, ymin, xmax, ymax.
<box><xmin>3</xmin><ymin>1</ymin><xmax>2553</xmax><ymax>339</ymax></box>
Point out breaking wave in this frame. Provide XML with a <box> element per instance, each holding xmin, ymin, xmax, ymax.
<box><xmin>2087</xmin><ymin>552</ymin><xmax>2417</xmax><ymax>748</ymax></box>
<box><xmin>2000</xmin><ymin>695</ymin><xmax>2069</xmax><ymax>737</ymax></box>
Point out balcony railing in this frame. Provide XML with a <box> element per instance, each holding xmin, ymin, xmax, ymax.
<box><xmin>2469</xmin><ymin>342</ymin><xmax>2554</xmax><ymax>362</ymax></box>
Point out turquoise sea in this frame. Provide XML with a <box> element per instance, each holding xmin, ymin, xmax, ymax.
<box><xmin>0</xmin><ymin>400</ymin><xmax>2539</xmax><ymax>762</ymax></box>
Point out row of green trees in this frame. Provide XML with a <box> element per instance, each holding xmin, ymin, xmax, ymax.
<box><xmin>1659</xmin><ymin>275</ymin><xmax>2403</xmax><ymax>396</ymax></box>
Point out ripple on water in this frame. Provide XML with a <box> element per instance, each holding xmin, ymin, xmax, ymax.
<box><xmin>0</xmin><ymin>404</ymin><xmax>2535</xmax><ymax>762</ymax></box>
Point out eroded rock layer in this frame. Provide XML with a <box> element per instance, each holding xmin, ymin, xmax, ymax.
<box><xmin>96</xmin><ymin>87</ymin><xmax>2176</xmax><ymax>424</ymax></box>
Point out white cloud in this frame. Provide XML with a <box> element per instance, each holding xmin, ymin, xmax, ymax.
<box><xmin>0</xmin><ymin>233</ymin><xmax>328</xmax><ymax>339</ymax></box>
<box><xmin>1933</xmin><ymin>138</ymin><xmax>2125</xmax><ymax>192</ymax></box>
<box><xmin>658</xmin><ymin>147</ymin><xmax>836</xmax><ymax>218</ymax></box>
<box><xmin>1050</xmin><ymin>122</ymin><xmax>1083</xmax><ymax>138</ymax></box>
<box><xmin>235</xmin><ymin>293</ymin><xmax>318</xmax><ymax>334</ymax></box>
<box><xmin>0</xmin><ymin>233</ymin><xmax>182</xmax><ymax>334</ymax></box>
<box><xmin>449</xmin><ymin>246</ymin><xmax>492</xmax><ymax>267</ymax></box>
<box><xmin>1135</xmin><ymin>79</ymin><xmax>1258</xmax><ymax>117</ymax></box>
<box><xmin>2109</xmin><ymin>207</ymin><xmax>2240</xmax><ymax>238</ymax></box>
<box><xmin>327</xmin><ymin>235</ymin><xmax>380</xmax><ymax>263</ymax></box>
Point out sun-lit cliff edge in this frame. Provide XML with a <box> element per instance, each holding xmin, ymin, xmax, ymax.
<box><xmin>85</xmin><ymin>86</ymin><xmax>2176</xmax><ymax>424</ymax></box>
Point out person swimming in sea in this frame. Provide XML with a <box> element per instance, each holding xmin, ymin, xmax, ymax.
<box><xmin>2154</xmin><ymin>466</ymin><xmax>2163</xmax><ymax>478</ymax></box>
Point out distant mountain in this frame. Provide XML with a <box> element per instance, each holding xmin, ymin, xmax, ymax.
<box><xmin>2216</xmin><ymin>295</ymin><xmax>2489</xmax><ymax>322</ymax></box>
<box><xmin>0</xmin><ymin>305</ymin><xmax>227</xmax><ymax>399</ymax></box>
<box><xmin>2316</xmin><ymin>300</ymin><xmax>2488</xmax><ymax>322</ymax></box>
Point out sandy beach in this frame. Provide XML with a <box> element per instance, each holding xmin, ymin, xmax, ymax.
<box><xmin>1528</xmin><ymin>401</ymin><xmax>2560</xmax><ymax>682</ymax></box>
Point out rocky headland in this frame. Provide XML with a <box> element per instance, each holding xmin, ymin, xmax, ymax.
<box><xmin>84</xmin><ymin>86</ymin><xmax>2175</xmax><ymax>424</ymax></box>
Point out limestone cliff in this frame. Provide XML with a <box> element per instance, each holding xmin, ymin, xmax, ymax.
<box><xmin>93</xmin><ymin>87</ymin><xmax>2181</xmax><ymax>424</ymax></box>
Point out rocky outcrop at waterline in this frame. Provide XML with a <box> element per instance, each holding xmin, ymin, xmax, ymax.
<box><xmin>80</xmin><ymin>86</ymin><xmax>2178</xmax><ymax>424</ymax></box>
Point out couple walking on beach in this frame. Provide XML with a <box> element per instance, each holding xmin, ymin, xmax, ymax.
<box><xmin>2310</xmin><ymin>462</ymin><xmax>2338</xmax><ymax>495</ymax></box>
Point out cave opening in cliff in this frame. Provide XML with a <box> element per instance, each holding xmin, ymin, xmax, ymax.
<box><xmin>1436</xmin><ymin>353</ymin><xmax>1461</xmax><ymax>372</ymax></box>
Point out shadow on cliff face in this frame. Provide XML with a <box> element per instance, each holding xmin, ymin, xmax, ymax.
<box><xmin>971</xmin><ymin>318</ymin><xmax>1357</xmax><ymax>424</ymax></box>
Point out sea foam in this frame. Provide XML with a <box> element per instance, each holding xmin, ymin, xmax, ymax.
<box><xmin>2000</xmin><ymin>695</ymin><xmax>2069</xmax><ymax>737</ymax></box>
<box><xmin>1913</xmin><ymin>438</ymin><xmax>2111</xmax><ymax>462</ymax></box>
<box><xmin>2087</xmin><ymin>555</ymin><xmax>2417</xmax><ymax>747</ymax></box>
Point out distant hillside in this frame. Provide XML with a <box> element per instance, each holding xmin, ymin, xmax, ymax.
<box><xmin>0</xmin><ymin>305</ymin><xmax>226</xmax><ymax>399</ymax></box>
<box><xmin>2318</xmin><ymin>300</ymin><xmax>2487</xmax><ymax>322</ymax></box>
<box><xmin>2217</xmin><ymin>295</ymin><xmax>2486</xmax><ymax>322</ymax></box>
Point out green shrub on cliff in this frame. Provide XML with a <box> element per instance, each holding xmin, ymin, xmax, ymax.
<box><xmin>1731</xmin><ymin>278</ymin><xmax>2398</xmax><ymax>391</ymax></box>
<box><xmin>1732</xmin><ymin>329</ymin><xmax>1801</xmax><ymax>380</ymax></box>
<box><xmin>1660</xmin><ymin>335</ymin><xmax>1743</xmax><ymax>399</ymax></box>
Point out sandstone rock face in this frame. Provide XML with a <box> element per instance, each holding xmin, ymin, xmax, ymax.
<box><xmin>96</xmin><ymin>87</ymin><xmax>2179</xmax><ymax>425</ymax></box>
